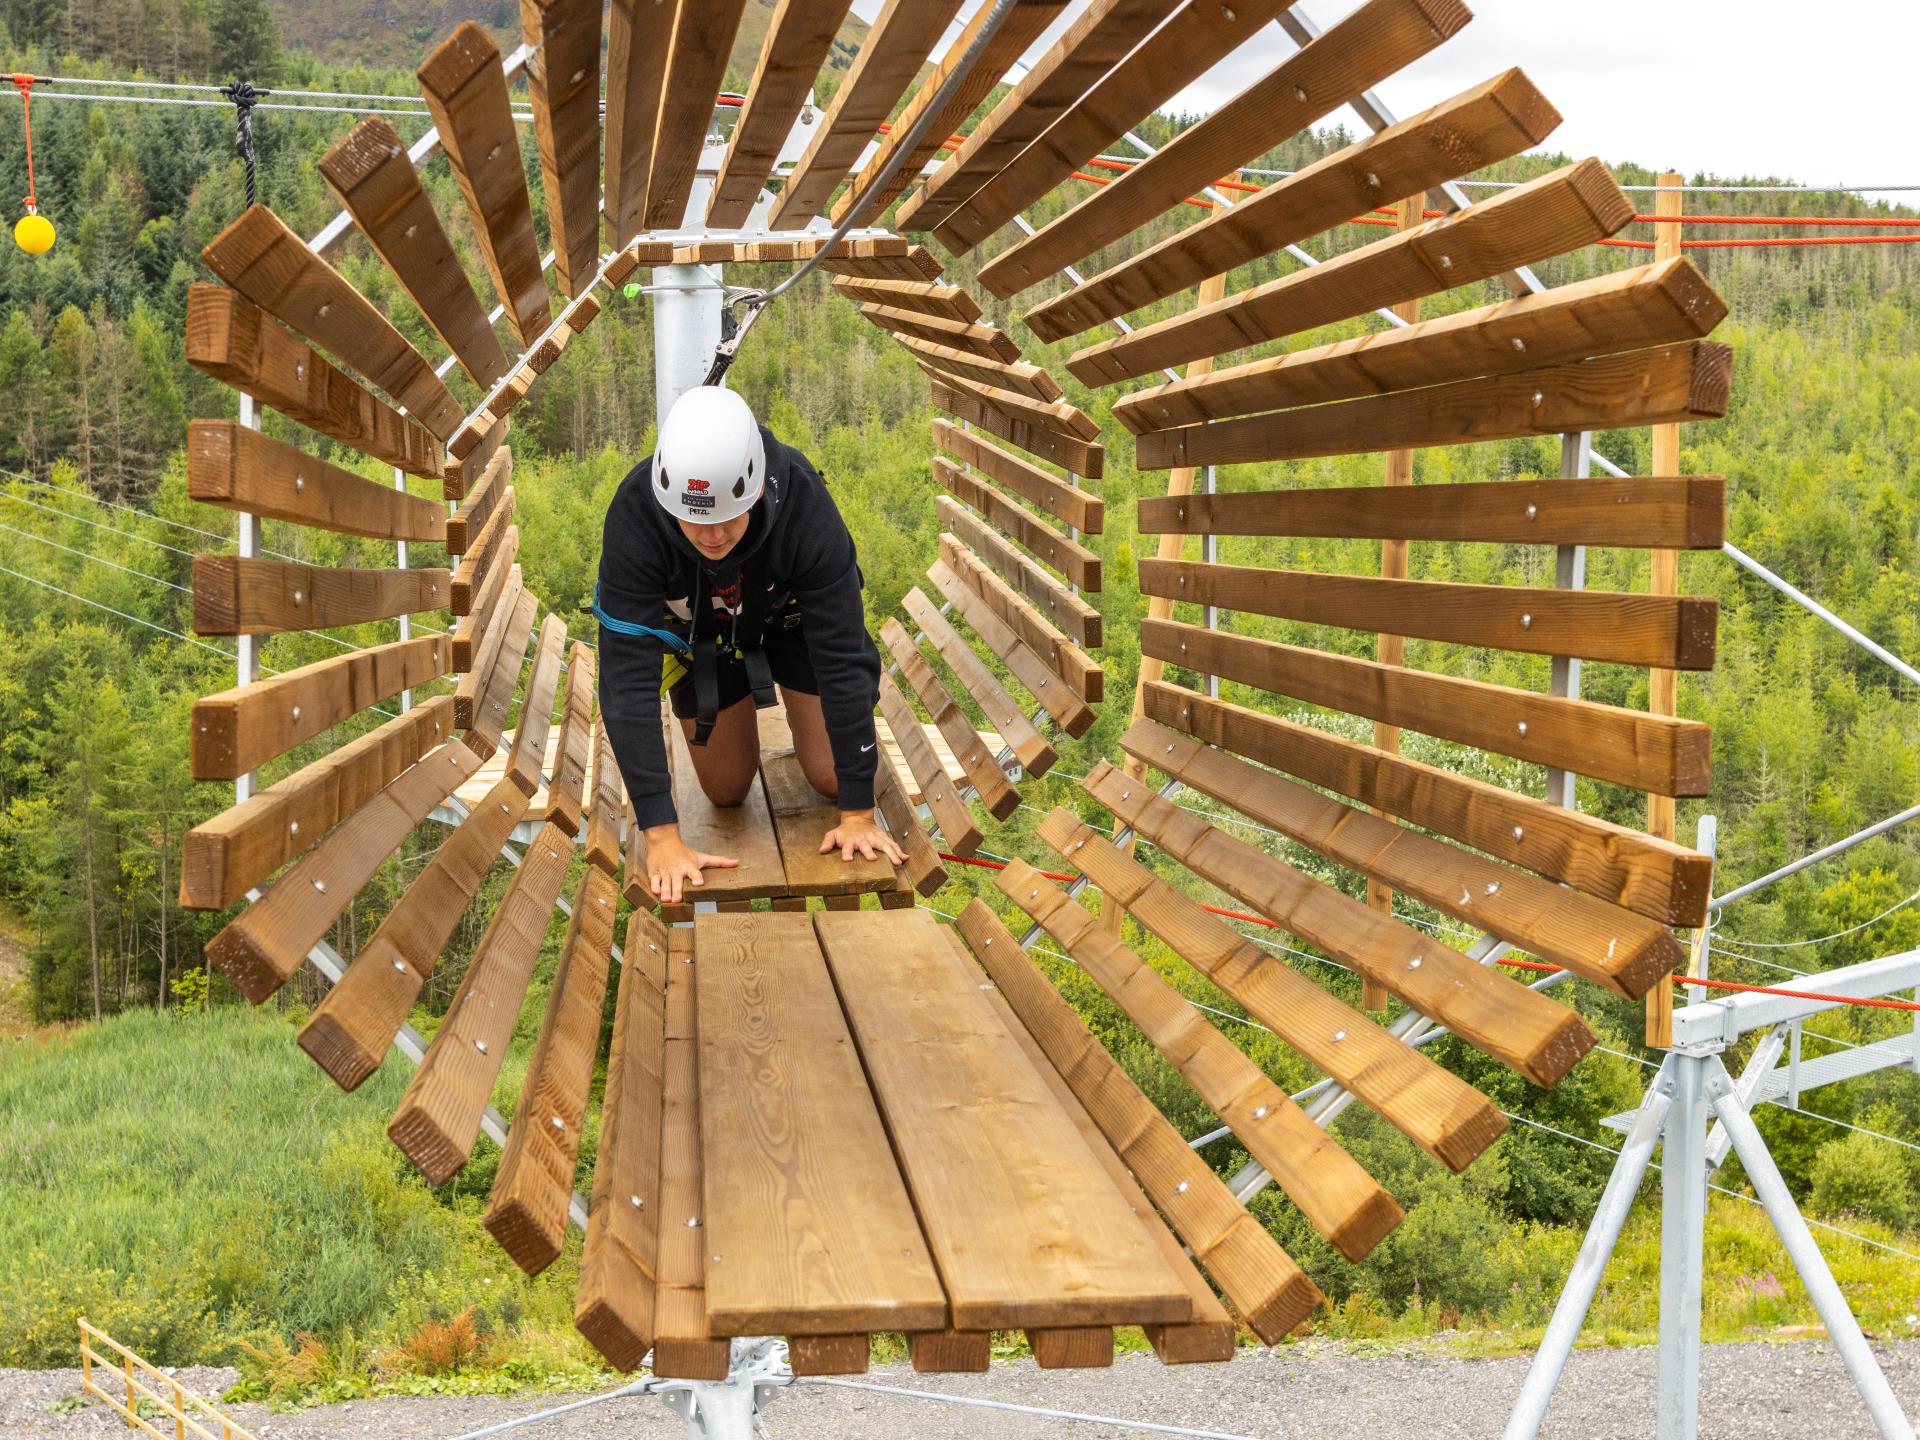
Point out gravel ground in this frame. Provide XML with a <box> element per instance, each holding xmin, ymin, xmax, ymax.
<box><xmin>6</xmin><ymin>1339</ymin><xmax>1916</xmax><ymax>1439</ymax></box>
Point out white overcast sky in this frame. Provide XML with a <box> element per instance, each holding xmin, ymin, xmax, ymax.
<box><xmin>849</xmin><ymin>0</ymin><xmax>1916</xmax><ymax>192</ymax></box>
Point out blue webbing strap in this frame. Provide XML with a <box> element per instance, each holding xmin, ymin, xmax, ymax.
<box><xmin>591</xmin><ymin>584</ymin><xmax>693</xmax><ymax>654</ymax></box>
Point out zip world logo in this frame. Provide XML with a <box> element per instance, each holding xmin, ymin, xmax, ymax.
<box><xmin>685</xmin><ymin>478</ymin><xmax>711</xmax><ymax>492</ymax></box>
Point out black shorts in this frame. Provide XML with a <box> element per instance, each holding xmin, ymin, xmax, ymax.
<box><xmin>666</xmin><ymin>607</ymin><xmax>816</xmax><ymax>719</ymax></box>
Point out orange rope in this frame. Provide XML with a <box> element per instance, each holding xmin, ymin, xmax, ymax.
<box><xmin>11</xmin><ymin>73</ymin><xmax>36</xmax><ymax>212</ymax></box>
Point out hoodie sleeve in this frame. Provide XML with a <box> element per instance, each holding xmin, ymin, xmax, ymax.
<box><xmin>596</xmin><ymin>475</ymin><xmax>677</xmax><ymax>831</ymax></box>
<box><xmin>784</xmin><ymin>458</ymin><xmax>882</xmax><ymax>812</ymax></box>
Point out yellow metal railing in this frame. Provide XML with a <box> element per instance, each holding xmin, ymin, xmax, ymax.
<box><xmin>77</xmin><ymin>1319</ymin><xmax>258</xmax><ymax>1440</ymax></box>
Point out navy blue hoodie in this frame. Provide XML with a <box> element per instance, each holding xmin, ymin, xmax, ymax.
<box><xmin>596</xmin><ymin>426</ymin><xmax>882</xmax><ymax>830</ymax></box>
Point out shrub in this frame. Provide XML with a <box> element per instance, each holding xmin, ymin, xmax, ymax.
<box><xmin>1810</xmin><ymin>1130</ymin><xmax>1914</xmax><ymax>1229</ymax></box>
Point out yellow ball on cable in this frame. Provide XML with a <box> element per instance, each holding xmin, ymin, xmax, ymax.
<box><xmin>14</xmin><ymin>210</ymin><xmax>53</xmax><ymax>255</ymax></box>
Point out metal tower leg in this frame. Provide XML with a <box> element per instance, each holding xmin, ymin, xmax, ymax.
<box><xmin>1656</xmin><ymin>1052</ymin><xmax>1711</xmax><ymax>1437</ymax></box>
<box><xmin>654</xmin><ymin>1339</ymin><xmax>792</xmax><ymax>1440</ymax></box>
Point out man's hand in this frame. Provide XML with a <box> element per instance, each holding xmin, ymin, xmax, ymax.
<box><xmin>645</xmin><ymin>824</ymin><xmax>739</xmax><ymax>904</ymax></box>
<box><xmin>819</xmin><ymin>808</ymin><xmax>905</xmax><ymax>866</ymax></box>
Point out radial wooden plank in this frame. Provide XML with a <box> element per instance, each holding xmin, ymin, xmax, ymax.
<box><xmin>899</xmin><ymin>584</ymin><xmax>1058</xmax><ymax>770</ymax></box>
<box><xmin>485</xmin><ymin>864</ymin><xmax>619</xmax><ymax>1275</ymax></box>
<box><xmin>624</xmin><ymin>722</ymin><xmax>789</xmax><ymax>905</ymax></box>
<box><xmin>1138</xmin><ymin>475</ymin><xmax>1727</xmax><ymax>551</ymax></box>
<box><xmin>1128</xmin><ymin>705</ymin><xmax>1690</xmax><ymax>992</ymax></box>
<box><xmin>444</xmin><ymin>453</ymin><xmax>510</xmax><ymax>557</ymax></box>
<box><xmin>297</xmin><ymin>775</ymin><xmax>532</xmax><ymax>1092</ymax></box>
<box><xmin>417</xmin><ymin>22</ymin><xmax>552</xmax><ymax>349</ymax></box>
<box><xmin>880</xmin><ymin>619</ymin><xmax>1018</xmax><ymax>822</ymax></box>
<box><xmin>937</xmin><ymin>500</ymin><xmax>1101</xmax><ymax>651</ymax></box>
<box><xmin>695</xmin><ymin>911</ymin><xmax>949</xmax><ymax>1335</ymax></box>
<box><xmin>187</xmin><ymin>421</ymin><xmax>447</xmax><ymax>544</ymax></box>
<box><xmin>994</xmin><ymin>868</ymin><xmax>1404</xmax><ymax>1261</ymax></box>
<box><xmin>952</xmin><ymin>899</ymin><xmax>1319</xmax><ymax>1345</ymax></box>
<box><xmin>646</xmin><ymin>1</ymin><xmax>753</xmax><ymax>228</ymax></box>
<box><xmin>979</xmin><ymin>0</ymin><xmax>1470</xmax><ymax>297</ymax></box>
<box><xmin>180</xmin><ymin>695</ymin><xmax>455</xmax><ymax>912</ymax></box>
<box><xmin>506</xmin><ymin>613</ymin><xmax>569</xmax><ymax>797</ymax></box>
<box><xmin>203</xmin><ymin>743</ymin><xmax>481</xmax><ymax>1004</ymax></box>
<box><xmin>1068</xmin><ymin>159</ymin><xmax>1636</xmax><ymax>385</ymax></box>
<box><xmin>830</xmin><ymin>0</ymin><xmax>1070</xmax><ymax>226</ymax></box>
<box><xmin>895</xmin><ymin>332</ymin><xmax>1063</xmax><ymax>403</ymax></box>
<box><xmin>924</xmin><ymin>563</ymin><xmax>1095</xmax><ymax>739</ymax></box>
<box><xmin>585</xmin><ymin>718</ymin><xmax>628</xmax><ymax>876</ymax></box>
<box><xmin>877</xmin><ymin>670</ymin><xmax>985</xmax><ymax>856</ymax></box>
<box><xmin>707</xmin><ymin>0</ymin><xmax>858</xmax><ymax>227</ymax></box>
<box><xmin>1116</xmin><ymin>258</ymin><xmax>1728</xmax><ymax>432</ymax></box>
<box><xmin>445</xmin><ymin>415</ymin><xmax>510</xmax><ymax>500</ymax></box>
<box><xmin>1025</xmin><ymin>68</ymin><xmax>1566</xmax><ymax>341</ymax></box>
<box><xmin>816</xmin><ymin>907</ymin><xmax>1192</xmax><ymax>1329</ymax></box>
<box><xmin>932</xmin><ymin>0</ymin><xmax>1303</xmax><ymax>254</ymax></box>
<box><xmin>191</xmin><ymin>557</ymin><xmax>448</xmax><ymax>636</ymax></box>
<box><xmin>817</xmin><ymin>248</ymin><xmax>947</xmax><ymax>283</ymax></box>
<box><xmin>933</xmin><ymin>419</ymin><xmax>1101</xmax><ymax>533</ymax></box>
<box><xmin>199</xmin><ymin>205</ymin><xmax>463</xmax><ymax>440</ymax></box>
<box><xmin>1138</xmin><ymin>558</ymin><xmax>1719</xmax><ymax>670</ymax></box>
<box><xmin>544</xmin><ymin>643</ymin><xmax>594</xmax><ymax>835</ymax></box>
<box><xmin>453</xmin><ymin>543</ymin><xmax>520</xmax><ymax>676</ymax></box>
<box><xmin>928</xmin><ymin>376</ymin><xmax>1104</xmax><ymax>478</ymax></box>
<box><xmin>520</xmin><ymin>0</ymin><xmax>603</xmax><ymax>297</ymax></box>
<box><xmin>575</xmin><ymin>910</ymin><xmax>670</xmax><ymax>1371</ymax></box>
<box><xmin>896</xmin><ymin>0</ymin><xmax>1183</xmax><ymax>233</ymax></box>
<box><xmin>603</xmin><ymin>0</ymin><xmax>678</xmax><ymax>248</ymax></box>
<box><xmin>319</xmin><ymin>117</ymin><xmax>510</xmax><ymax>388</ymax></box>
<box><xmin>389</xmin><ymin>821</ymin><xmax>574</xmax><ymax>1185</ymax></box>
<box><xmin>760</xmin><ymin>748</ymin><xmax>899</xmax><ymax>896</ymax></box>
<box><xmin>874</xmin><ymin>745</ymin><xmax>948</xmax><ymax>899</ymax></box>
<box><xmin>186</xmin><ymin>285</ymin><xmax>442</xmax><ymax>478</ymax></box>
<box><xmin>859</xmin><ymin>303</ymin><xmax>1022</xmax><ymax>362</ymax></box>
<box><xmin>1138</xmin><ymin>341</ymin><xmax>1736</xmax><ymax>467</ymax></box>
<box><xmin>937</xmin><ymin>535</ymin><xmax>1101</xmax><ymax>705</ymax></box>
<box><xmin>191</xmin><ymin>633</ymin><xmax>448</xmax><ymax>781</ymax></box>
<box><xmin>832</xmin><ymin>276</ymin><xmax>982</xmax><ymax>323</ymax></box>
<box><xmin>934</xmin><ymin>458</ymin><xmax>1099</xmax><ymax>590</ymax></box>
<box><xmin>451</xmin><ymin>487</ymin><xmax>517</xmax><ymax>614</ymax></box>
<box><xmin>768</xmin><ymin>0</ymin><xmax>968</xmax><ymax>229</ymax></box>
<box><xmin>1143</xmin><ymin>618</ymin><xmax>1711</xmax><ymax>797</ymax></box>
<box><xmin>468</xmin><ymin>587</ymin><xmax>540</xmax><ymax>758</ymax></box>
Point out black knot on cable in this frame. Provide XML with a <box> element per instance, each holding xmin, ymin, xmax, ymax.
<box><xmin>219</xmin><ymin>79</ymin><xmax>269</xmax><ymax>208</ymax></box>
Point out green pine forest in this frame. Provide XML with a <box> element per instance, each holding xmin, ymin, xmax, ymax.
<box><xmin>1</xmin><ymin>0</ymin><xmax>1918</xmax><ymax>1394</ymax></box>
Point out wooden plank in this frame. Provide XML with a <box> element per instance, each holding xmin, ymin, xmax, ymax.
<box><xmin>653</xmin><ymin>933</ymin><xmax>731</xmax><ymax>1381</ymax></box>
<box><xmin>817</xmin><ymin>907</ymin><xmax>1191</xmax><ymax>1328</ymax></box>
<box><xmin>603</xmin><ymin>0</ymin><xmax>677</xmax><ymax>248</ymax></box>
<box><xmin>830</xmin><ymin>0</ymin><xmax>1069</xmax><ymax>225</ymax></box>
<box><xmin>624</xmin><ymin>724</ymin><xmax>789</xmax><ymax>904</ymax></box>
<box><xmin>908</xmin><ymin>1331</ymin><xmax>990</xmax><ymax>1373</ymax></box>
<box><xmin>585</xmin><ymin>719</ymin><xmax>627</xmax><ymax>875</ymax></box>
<box><xmin>894</xmin><ymin>332</ymin><xmax>1062</xmax><ymax>403</ymax></box>
<box><xmin>199</xmin><ymin>205</ymin><xmax>463</xmax><ymax>440</ymax></box>
<box><xmin>1136</xmin><ymin>343</ymin><xmax>1743</xmax><ymax>468</ymax></box>
<box><xmin>881</xmin><ymin>619</ymin><xmax>1018</xmax><ymax>821</ymax></box>
<box><xmin>899</xmin><ymin>584</ymin><xmax>1059</xmax><ymax>768</ymax></box>
<box><xmin>575</xmin><ymin>910</ymin><xmax>670</xmax><ymax>1371</ymax></box>
<box><xmin>468</xmin><ymin>587</ymin><xmax>539</xmax><ymax>757</ymax></box>
<box><xmin>204</xmin><ymin>743</ymin><xmax>481</xmax><ymax>1004</ymax></box>
<box><xmin>388</xmin><ymin>821</ymin><xmax>574</xmax><ymax>1184</ymax></box>
<box><xmin>997</xmin><ymin>862</ymin><xmax>1403</xmax><ymax>1260</ymax></box>
<box><xmin>768</xmin><ymin>0</ymin><xmax>968</xmax><ymax>228</ymax></box>
<box><xmin>707</xmin><ymin>0</ymin><xmax>858</xmax><ymax>227</ymax></box>
<box><xmin>417</xmin><ymin>22</ymin><xmax>552</xmax><ymax>349</ymax></box>
<box><xmin>181</xmin><ymin>695</ymin><xmax>455</xmax><ymax>912</ymax></box>
<box><xmin>453</xmin><ymin>541</ymin><xmax>519</xmax><ymax>676</ymax></box>
<box><xmin>760</xmin><ymin>749</ymin><xmax>898</xmax><ymax>896</ymax></box>
<box><xmin>933</xmin><ymin>458</ymin><xmax>1100</xmax><ymax>590</ymax></box>
<box><xmin>506</xmin><ymin>614</ymin><xmax>569</xmax><ymax>797</ymax></box>
<box><xmin>832</xmin><ymin>276</ymin><xmax>982</xmax><ymax>323</ymax></box>
<box><xmin>445</xmin><ymin>415</ymin><xmax>509</xmax><ymax>500</ymax></box>
<box><xmin>297</xmin><ymin>775</ymin><xmax>531</xmax><ymax>1091</ymax></box>
<box><xmin>817</xmin><ymin>248</ymin><xmax>947</xmax><ymax>283</ymax></box>
<box><xmin>450</xmin><ymin>487</ymin><xmax>516</xmax><ymax>614</ymax></box>
<box><xmin>646</xmin><ymin>0</ymin><xmax>753</xmax><ymax>227</ymax></box>
<box><xmin>1019</xmin><ymin>819</ymin><xmax>1508</xmax><ymax>1171</ymax></box>
<box><xmin>1142</xmin><ymin>617</ymin><xmax>1712</xmax><ymax>797</ymax></box>
<box><xmin>875</xmin><ymin>746</ymin><xmax>947</xmax><ymax>899</ymax></box>
<box><xmin>192</xmin><ymin>557</ymin><xmax>448</xmax><ymax>636</ymax></box>
<box><xmin>896</xmin><ymin>0</ymin><xmax>1184</xmax><ymax>233</ymax></box>
<box><xmin>603</xmin><ymin>238</ymin><xmax>678</xmax><ymax>287</ymax></box>
<box><xmin>877</xmin><ymin>671</ymin><xmax>986</xmax><ymax>856</ymax></box>
<box><xmin>1127</xmin><ymin>706</ymin><xmax>1689</xmax><ymax>995</ymax></box>
<box><xmin>186</xmin><ymin>285</ymin><xmax>442</xmax><ymax>478</ymax></box>
<box><xmin>186</xmin><ymin>420</ymin><xmax>446</xmax><ymax>544</ymax></box>
<box><xmin>543</xmin><ymin>643</ymin><xmax>594</xmax><ymax>835</ymax></box>
<box><xmin>1068</xmin><ymin>159</ymin><xmax>1637</xmax><ymax>384</ymax></box>
<box><xmin>937</xmin><ymin>498</ymin><xmax>1101</xmax><ymax>650</ymax></box>
<box><xmin>787</xmin><ymin>1335</ymin><xmax>871</xmax><ymax>1376</ymax></box>
<box><xmin>520</xmin><ymin>0</ymin><xmax>603</xmax><ymax>296</ymax></box>
<box><xmin>191</xmin><ymin>633</ymin><xmax>448</xmax><ymax>781</ymax></box>
<box><xmin>979</xmin><ymin>0</ymin><xmax>1472</xmax><ymax>296</ymax></box>
<box><xmin>1116</xmin><ymin>258</ymin><xmax>1729</xmax><ymax>432</ymax></box>
<box><xmin>952</xmin><ymin>899</ymin><xmax>1318</xmax><ymax>1345</ymax></box>
<box><xmin>924</xmin><ymin>564</ymin><xmax>1096</xmax><ymax>739</ymax></box>
<box><xmin>1026</xmin><ymin>68</ymin><xmax>1566</xmax><ymax>341</ymax></box>
<box><xmin>485</xmin><ymin>865</ymin><xmax>619</xmax><ymax>1275</ymax></box>
<box><xmin>1138</xmin><ymin>475</ymin><xmax>1728</xmax><ymax>550</ymax></box>
<box><xmin>933</xmin><ymin>419</ymin><xmax>1100</xmax><ymax>533</ymax></box>
<box><xmin>1141</xmin><ymin>689</ymin><xmax>1709</xmax><ymax>926</ymax></box>
<box><xmin>445</xmin><ymin>447</ymin><xmax>512</xmax><ymax>555</ymax></box>
<box><xmin>929</xmin><ymin>376</ymin><xmax>1103</xmax><ymax>477</ymax></box>
<box><xmin>859</xmin><ymin>303</ymin><xmax>1021</xmax><ymax>362</ymax></box>
<box><xmin>695</xmin><ymin>912</ymin><xmax>949</xmax><ymax>1334</ymax></box>
<box><xmin>1028</xmin><ymin>1328</ymin><xmax>1114</xmax><ymax>1369</ymax></box>
<box><xmin>937</xmin><ymin>535</ymin><xmax>1102</xmax><ymax>705</ymax></box>
<box><xmin>1073</xmin><ymin>770</ymin><xmax>1601</xmax><ymax>1082</ymax></box>
<box><xmin>318</xmin><ymin>117</ymin><xmax>510</xmax><ymax>387</ymax></box>
<box><xmin>931</xmin><ymin>0</ymin><xmax>1305</xmax><ymax>254</ymax></box>
<box><xmin>1140</xmin><ymin>558</ymin><xmax>1719</xmax><ymax>670</ymax></box>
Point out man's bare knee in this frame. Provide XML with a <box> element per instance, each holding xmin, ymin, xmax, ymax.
<box><xmin>801</xmin><ymin>764</ymin><xmax>837</xmax><ymax>802</ymax></box>
<box><xmin>697</xmin><ymin>775</ymin><xmax>754</xmax><ymax>808</ymax></box>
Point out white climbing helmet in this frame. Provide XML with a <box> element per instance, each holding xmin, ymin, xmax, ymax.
<box><xmin>653</xmin><ymin>385</ymin><xmax>766</xmax><ymax>525</ymax></box>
